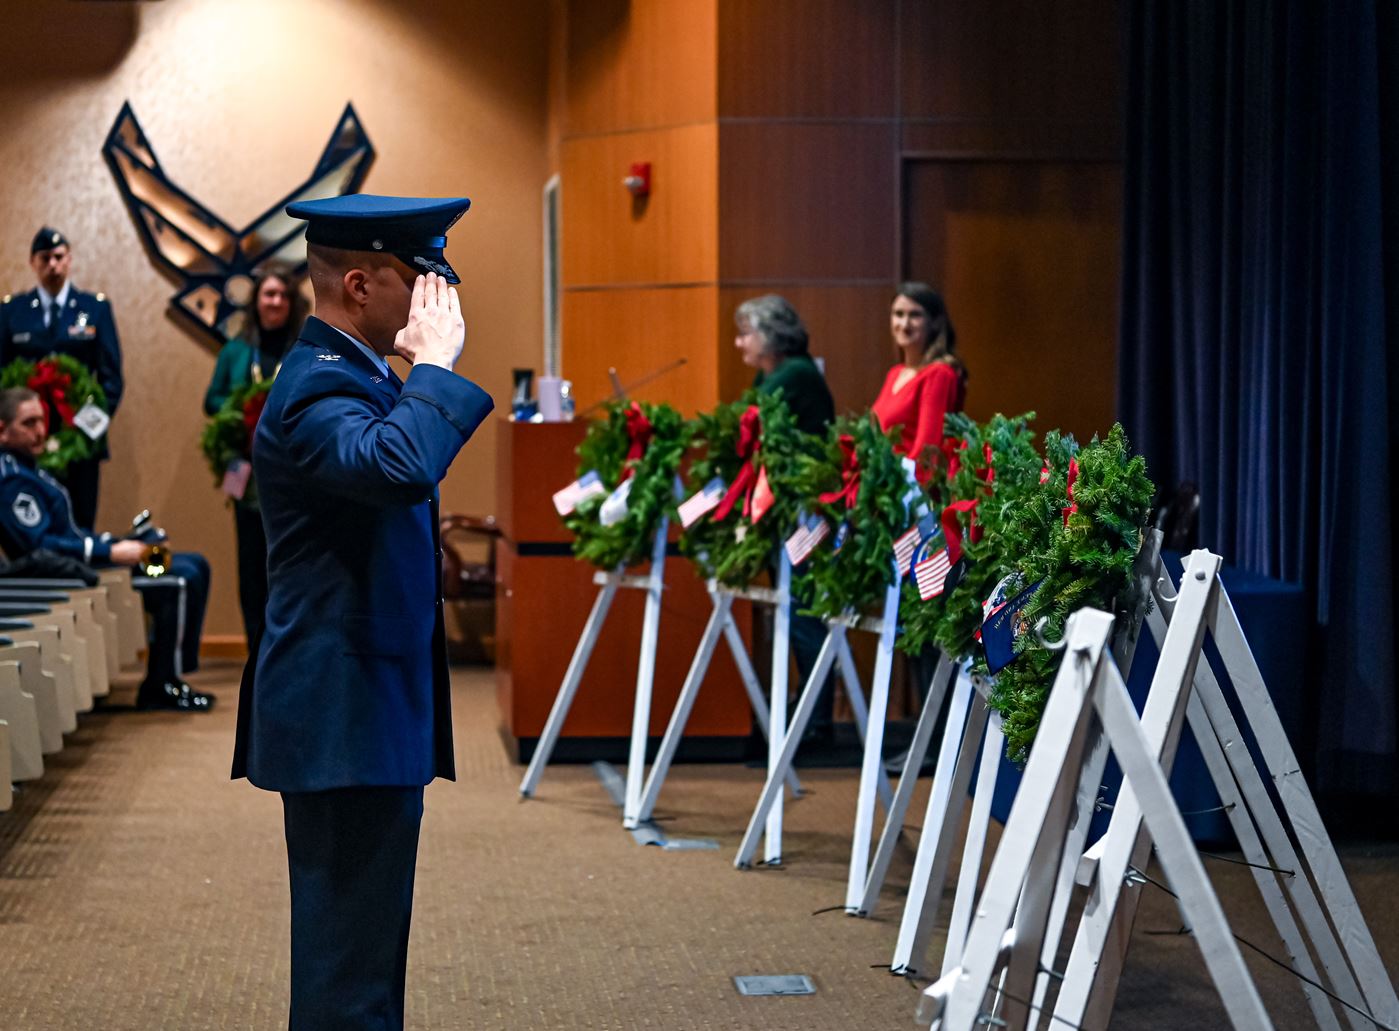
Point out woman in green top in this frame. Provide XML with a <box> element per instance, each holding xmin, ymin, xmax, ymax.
<box><xmin>734</xmin><ymin>294</ymin><xmax>835</xmax><ymax>436</ymax></box>
<box><xmin>732</xmin><ymin>295</ymin><xmax>840</xmax><ymax>747</ymax></box>
<box><xmin>202</xmin><ymin>265</ymin><xmax>305</xmax><ymax>646</ymax></box>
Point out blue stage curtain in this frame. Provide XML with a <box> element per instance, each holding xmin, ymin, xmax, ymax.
<box><xmin>1118</xmin><ymin>0</ymin><xmax>1397</xmax><ymax>805</ymax></box>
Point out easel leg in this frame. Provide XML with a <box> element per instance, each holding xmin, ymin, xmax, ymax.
<box><xmin>890</xmin><ymin>673</ymin><xmax>985</xmax><ymax>974</ymax></box>
<box><xmin>766</xmin><ymin>553</ymin><xmax>793</xmax><ymax>864</ymax></box>
<box><xmin>519</xmin><ymin>573</ymin><xmax>622</xmax><ymax>797</ymax></box>
<box><xmin>735</xmin><ymin>629</ymin><xmax>840</xmax><ymax>868</ymax></box>
<box><xmin>942</xmin><ymin>706</ymin><xmax>1004</xmax><ymax>977</ymax></box>
<box><xmin>858</xmin><ymin>655</ymin><xmax>957</xmax><ymax>916</ymax></box>
<box><xmin>845</xmin><ymin>580</ymin><xmax>902</xmax><ymax>910</ymax></box>
<box><xmin>623</xmin><ymin>521</ymin><xmax>669</xmax><ymax>829</ymax></box>
<box><xmin>1213</xmin><ymin>587</ymin><xmax>1399</xmax><ymax>1026</ymax></box>
<box><xmin>835</xmin><ymin>633</ymin><xmax>895</xmax><ymax>813</ymax></box>
<box><xmin>1185</xmin><ymin>689</ymin><xmax>1342</xmax><ymax>1030</ymax></box>
<box><xmin>636</xmin><ymin>592</ymin><xmax>729</xmax><ymax>824</ymax></box>
<box><xmin>721</xmin><ymin>614</ymin><xmax>803</xmax><ymax>796</ymax></box>
<box><xmin>1090</xmin><ymin>659</ymin><xmax>1273</xmax><ymax>1030</ymax></box>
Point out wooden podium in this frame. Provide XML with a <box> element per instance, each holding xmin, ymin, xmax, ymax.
<box><xmin>495</xmin><ymin>420</ymin><xmax>755</xmax><ymax>762</ymax></box>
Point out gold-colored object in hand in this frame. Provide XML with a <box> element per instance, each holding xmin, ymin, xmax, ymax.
<box><xmin>140</xmin><ymin>543</ymin><xmax>172</xmax><ymax>578</ymax></box>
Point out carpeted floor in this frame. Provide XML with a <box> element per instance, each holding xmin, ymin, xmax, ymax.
<box><xmin>0</xmin><ymin>661</ymin><xmax>1395</xmax><ymax>1029</ymax></box>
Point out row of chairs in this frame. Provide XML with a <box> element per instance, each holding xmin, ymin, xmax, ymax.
<box><xmin>0</xmin><ymin>570</ymin><xmax>146</xmax><ymax>811</ymax></box>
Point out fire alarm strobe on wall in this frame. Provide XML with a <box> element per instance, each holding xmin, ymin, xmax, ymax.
<box><xmin>623</xmin><ymin>162</ymin><xmax>651</xmax><ymax>197</ymax></box>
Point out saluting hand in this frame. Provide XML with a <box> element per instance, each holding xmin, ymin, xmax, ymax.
<box><xmin>394</xmin><ymin>272</ymin><xmax>466</xmax><ymax>371</ymax></box>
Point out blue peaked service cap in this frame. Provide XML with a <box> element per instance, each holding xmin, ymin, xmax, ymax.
<box><xmin>285</xmin><ymin>194</ymin><xmax>470</xmax><ymax>284</ymax></box>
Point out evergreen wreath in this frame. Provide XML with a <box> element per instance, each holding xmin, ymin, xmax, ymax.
<box><xmin>793</xmin><ymin>412</ymin><xmax>927</xmax><ymax>621</ymax></box>
<box><xmin>199</xmin><ymin>379</ymin><xmax>273</xmax><ymax>484</ymax></box>
<box><xmin>0</xmin><ymin>353</ymin><xmax>108</xmax><ymax>475</ymax></box>
<box><xmin>679</xmin><ymin>388</ymin><xmax>816</xmax><ymax>588</ymax></box>
<box><xmin>898</xmin><ymin>411</ymin><xmax>1042</xmax><ymax>663</ymax></box>
<box><xmin>563</xmin><ymin>399</ymin><xmax>690</xmax><ymax>570</ymax></box>
<box><xmin>984</xmin><ymin>423</ymin><xmax>1155</xmax><ymax>763</ymax></box>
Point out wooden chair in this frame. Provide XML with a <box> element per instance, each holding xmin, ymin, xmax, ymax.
<box><xmin>0</xmin><ymin>625</ymin><xmax>66</xmax><ymax>754</ymax></box>
<box><xmin>0</xmin><ymin>591</ymin><xmax>108</xmax><ymax>702</ymax></box>
<box><xmin>0</xmin><ymin>639</ymin><xmax>43</xmax><ymax>781</ymax></box>
<box><xmin>0</xmin><ymin>721</ymin><xmax>11</xmax><ymax>812</ymax></box>
<box><xmin>439</xmin><ymin>514</ymin><xmax>501</xmax><ymax>664</ymax></box>
<box><xmin>0</xmin><ymin>607</ymin><xmax>84</xmax><ymax>727</ymax></box>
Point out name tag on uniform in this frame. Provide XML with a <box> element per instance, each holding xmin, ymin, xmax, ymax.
<box><xmin>73</xmin><ymin>402</ymin><xmax>110</xmax><ymax>441</ymax></box>
<box><xmin>12</xmin><ymin>332</ymin><xmax>30</xmax><ymax>343</ymax></box>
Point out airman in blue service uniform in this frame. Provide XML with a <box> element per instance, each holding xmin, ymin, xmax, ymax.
<box><xmin>0</xmin><ymin>387</ymin><xmax>212</xmax><ymax>711</ymax></box>
<box><xmin>0</xmin><ymin>228</ymin><xmax>124</xmax><ymax>531</ymax></box>
<box><xmin>231</xmin><ymin>194</ymin><xmax>493</xmax><ymax>1030</ymax></box>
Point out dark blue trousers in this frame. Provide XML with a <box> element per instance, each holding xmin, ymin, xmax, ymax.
<box><xmin>133</xmin><ymin>551</ymin><xmax>210</xmax><ymax>684</ymax></box>
<box><xmin>281</xmin><ymin>786</ymin><xmax>424</xmax><ymax>1031</ymax></box>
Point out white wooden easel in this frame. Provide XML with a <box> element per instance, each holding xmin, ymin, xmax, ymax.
<box><xmin>634</xmin><ymin>549</ymin><xmax>804</xmax><ymax>863</ymax></box>
<box><xmin>922</xmin><ymin>551</ymin><xmax>1399</xmax><ymax>1030</ymax></box>
<box><xmin>734</xmin><ymin>571</ymin><xmax>900</xmax><ymax>912</ymax></box>
<box><xmin>1045</xmin><ymin>551</ymin><xmax>1399</xmax><ymax>1031</ymax></box>
<box><xmin>886</xmin><ymin>534</ymin><xmax>1161</xmax><ymax>977</ymax></box>
<box><xmin>519</xmin><ymin>519</ymin><xmax>670</xmax><ymax>829</ymax></box>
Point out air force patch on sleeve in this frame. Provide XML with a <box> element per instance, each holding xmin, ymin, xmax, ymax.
<box><xmin>12</xmin><ymin>492</ymin><xmax>42</xmax><ymax>528</ymax></box>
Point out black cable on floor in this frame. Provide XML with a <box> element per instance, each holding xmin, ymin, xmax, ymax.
<box><xmin>1127</xmin><ymin>864</ymin><xmax>1398</xmax><ymax>1031</ymax></box>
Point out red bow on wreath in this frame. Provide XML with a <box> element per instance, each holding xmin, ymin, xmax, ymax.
<box><xmin>714</xmin><ymin>405</ymin><xmax>764</xmax><ymax>521</ymax></box>
<box><xmin>942</xmin><ymin>437</ymin><xmax>967</xmax><ymax>480</ymax></box>
<box><xmin>243</xmin><ymin>391</ymin><xmax>269</xmax><ymax>441</ymax></box>
<box><xmin>27</xmin><ymin>361</ymin><xmax>76</xmax><ymax>426</ymax></box>
<box><xmin>941</xmin><ymin>498</ymin><xmax>983</xmax><ymax>565</ymax></box>
<box><xmin>1062</xmin><ymin>456</ymin><xmax>1080</xmax><ymax>527</ymax></box>
<box><xmin>818</xmin><ymin>434</ymin><xmax>861</xmax><ymax>510</ymax></box>
<box><xmin>976</xmin><ymin>442</ymin><xmax>995</xmax><ymax>486</ymax></box>
<box><xmin>620</xmin><ymin>402</ymin><xmax>653</xmax><ymax>481</ymax></box>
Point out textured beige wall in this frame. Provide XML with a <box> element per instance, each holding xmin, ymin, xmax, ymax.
<box><xmin>0</xmin><ymin>0</ymin><xmax>548</xmax><ymax>639</ymax></box>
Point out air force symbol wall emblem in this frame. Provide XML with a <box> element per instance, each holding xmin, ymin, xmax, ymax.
<box><xmin>102</xmin><ymin>102</ymin><xmax>376</xmax><ymax>347</ymax></box>
<box><xmin>12</xmin><ymin>493</ymin><xmax>42</xmax><ymax>529</ymax></box>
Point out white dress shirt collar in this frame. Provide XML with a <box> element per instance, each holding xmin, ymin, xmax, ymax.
<box><xmin>36</xmin><ymin>281</ymin><xmax>71</xmax><ymax>323</ymax></box>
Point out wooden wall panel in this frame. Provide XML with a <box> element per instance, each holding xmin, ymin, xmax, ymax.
<box><xmin>901</xmin><ymin>119</ymin><xmax>1122</xmax><ymax>161</ymax></box>
<box><xmin>565</xmin><ymin>0</ymin><xmax>716</xmax><ymax>135</ymax></box>
<box><xmin>718</xmin><ymin>122</ymin><xmax>898</xmax><ymax>282</ymax></box>
<box><xmin>495</xmin><ymin>546</ymin><xmax>751</xmax><ymax>739</ymax></box>
<box><xmin>717</xmin><ymin>0</ymin><xmax>898</xmax><ymax>118</ymax></box>
<box><xmin>562</xmin><ymin>287</ymin><xmax>719</xmax><ymax>416</ymax></box>
<box><xmin>717</xmin><ymin>284</ymin><xmax>893</xmax><ymax>416</ymax></box>
<box><xmin>561</xmin><ymin>123</ymin><xmax>718</xmax><ymax>287</ymax></box>
<box><xmin>902</xmin><ymin>159</ymin><xmax>1121</xmax><ymax>443</ymax></box>
<box><xmin>900</xmin><ymin>0</ymin><xmax>1123</xmax><ymax>135</ymax></box>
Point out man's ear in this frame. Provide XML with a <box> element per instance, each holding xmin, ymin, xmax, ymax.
<box><xmin>341</xmin><ymin>267</ymin><xmax>370</xmax><ymax>307</ymax></box>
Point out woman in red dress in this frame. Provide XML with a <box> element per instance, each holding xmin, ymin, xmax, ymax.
<box><xmin>872</xmin><ymin>284</ymin><xmax>967</xmax><ymax>766</ymax></box>
<box><xmin>871</xmin><ymin>282</ymin><xmax>967</xmax><ymax>483</ymax></box>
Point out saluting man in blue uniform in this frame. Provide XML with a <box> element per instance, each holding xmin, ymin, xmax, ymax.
<box><xmin>231</xmin><ymin>194</ymin><xmax>493</xmax><ymax>1030</ymax></box>
<box><xmin>0</xmin><ymin>228</ymin><xmax>124</xmax><ymax>531</ymax></box>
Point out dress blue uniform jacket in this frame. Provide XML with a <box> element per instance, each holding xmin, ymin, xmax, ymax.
<box><xmin>0</xmin><ymin>447</ymin><xmax>114</xmax><ymax>559</ymax></box>
<box><xmin>0</xmin><ymin>287</ymin><xmax>124</xmax><ymax>456</ymax></box>
<box><xmin>231</xmin><ymin>316</ymin><xmax>493</xmax><ymax>793</ymax></box>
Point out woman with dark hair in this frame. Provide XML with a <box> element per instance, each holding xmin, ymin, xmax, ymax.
<box><xmin>872</xmin><ymin>283</ymin><xmax>967</xmax><ymax>770</ymax></box>
<box><xmin>203</xmin><ymin>264</ymin><xmax>305</xmax><ymax>645</ymax></box>
<box><xmin>871</xmin><ymin>282</ymin><xmax>967</xmax><ymax>482</ymax></box>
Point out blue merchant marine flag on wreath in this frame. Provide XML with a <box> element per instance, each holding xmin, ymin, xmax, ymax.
<box><xmin>982</xmin><ymin>579</ymin><xmax>1043</xmax><ymax>674</ymax></box>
